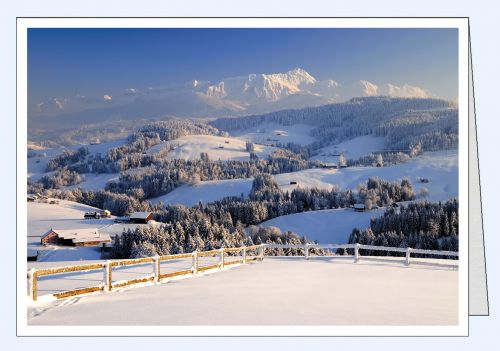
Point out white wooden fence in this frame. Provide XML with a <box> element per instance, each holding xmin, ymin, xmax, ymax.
<box><xmin>263</xmin><ymin>243</ymin><xmax>459</xmax><ymax>265</ymax></box>
<box><xmin>27</xmin><ymin>245</ymin><xmax>264</xmax><ymax>302</ymax></box>
<box><xmin>27</xmin><ymin>243</ymin><xmax>457</xmax><ymax>302</ymax></box>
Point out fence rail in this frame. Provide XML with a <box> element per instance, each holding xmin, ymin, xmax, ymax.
<box><xmin>28</xmin><ymin>245</ymin><xmax>265</xmax><ymax>302</ymax></box>
<box><xmin>263</xmin><ymin>243</ymin><xmax>459</xmax><ymax>264</ymax></box>
<box><xmin>27</xmin><ymin>243</ymin><xmax>457</xmax><ymax>302</ymax></box>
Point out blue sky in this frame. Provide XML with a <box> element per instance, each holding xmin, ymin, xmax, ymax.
<box><xmin>28</xmin><ymin>27</ymin><xmax>458</xmax><ymax>104</ymax></box>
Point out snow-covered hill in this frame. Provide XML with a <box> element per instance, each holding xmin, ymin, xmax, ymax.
<box><xmin>276</xmin><ymin>150</ymin><xmax>458</xmax><ymax>202</ymax></box>
<box><xmin>231</xmin><ymin>123</ymin><xmax>317</xmax><ymax>146</ymax></box>
<box><xmin>149</xmin><ymin>134</ymin><xmax>276</xmax><ymax>161</ymax></box>
<box><xmin>311</xmin><ymin>135</ymin><xmax>386</xmax><ymax>163</ymax></box>
<box><xmin>27</xmin><ymin>199</ymin><xmax>157</xmax><ymax>261</ymax></box>
<box><xmin>146</xmin><ymin>150</ymin><xmax>457</xmax><ymax>208</ymax></box>
<box><xmin>149</xmin><ymin>178</ymin><xmax>253</xmax><ymax>207</ymax></box>
<box><xmin>259</xmin><ymin>207</ymin><xmax>385</xmax><ymax>243</ymax></box>
<box><xmin>27</xmin><ymin>138</ymin><xmax>126</xmax><ymax>182</ymax></box>
<box><xmin>27</xmin><ymin>256</ymin><xmax>458</xmax><ymax>327</ymax></box>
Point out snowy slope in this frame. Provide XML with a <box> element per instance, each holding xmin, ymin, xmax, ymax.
<box><xmin>260</xmin><ymin>208</ymin><xmax>385</xmax><ymax>243</ymax></box>
<box><xmin>27</xmin><ymin>200</ymin><xmax>115</xmax><ymax>240</ymax></box>
<box><xmin>27</xmin><ymin>256</ymin><xmax>458</xmax><ymax>327</ymax></box>
<box><xmin>231</xmin><ymin>123</ymin><xmax>317</xmax><ymax>146</ymax></box>
<box><xmin>64</xmin><ymin>173</ymin><xmax>119</xmax><ymax>191</ymax></box>
<box><xmin>276</xmin><ymin>150</ymin><xmax>458</xmax><ymax>202</ymax></box>
<box><xmin>146</xmin><ymin>150</ymin><xmax>457</xmax><ymax>209</ymax></box>
<box><xmin>27</xmin><ymin>199</ymin><xmax>157</xmax><ymax>261</ymax></box>
<box><xmin>150</xmin><ymin>135</ymin><xmax>276</xmax><ymax>161</ymax></box>
<box><xmin>149</xmin><ymin>178</ymin><xmax>253</xmax><ymax>207</ymax></box>
<box><xmin>311</xmin><ymin>135</ymin><xmax>386</xmax><ymax>163</ymax></box>
<box><xmin>27</xmin><ymin>138</ymin><xmax>126</xmax><ymax>182</ymax></box>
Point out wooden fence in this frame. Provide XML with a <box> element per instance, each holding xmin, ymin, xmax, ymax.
<box><xmin>27</xmin><ymin>243</ymin><xmax>457</xmax><ymax>302</ymax></box>
<box><xmin>263</xmin><ymin>243</ymin><xmax>459</xmax><ymax>264</ymax></box>
<box><xmin>27</xmin><ymin>245</ymin><xmax>265</xmax><ymax>302</ymax></box>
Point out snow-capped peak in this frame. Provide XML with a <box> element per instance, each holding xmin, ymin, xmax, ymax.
<box><xmin>204</xmin><ymin>68</ymin><xmax>318</xmax><ymax>102</ymax></box>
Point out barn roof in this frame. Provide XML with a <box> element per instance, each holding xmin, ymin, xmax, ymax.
<box><xmin>42</xmin><ymin>228</ymin><xmax>111</xmax><ymax>243</ymax></box>
<box><xmin>130</xmin><ymin>211</ymin><xmax>152</xmax><ymax>219</ymax></box>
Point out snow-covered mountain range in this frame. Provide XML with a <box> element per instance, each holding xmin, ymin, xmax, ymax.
<box><xmin>29</xmin><ymin>68</ymin><xmax>434</xmax><ymax>131</ymax></box>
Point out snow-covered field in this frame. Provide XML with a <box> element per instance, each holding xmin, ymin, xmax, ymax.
<box><xmin>64</xmin><ymin>173</ymin><xmax>119</xmax><ymax>191</ymax></box>
<box><xmin>231</xmin><ymin>123</ymin><xmax>317</xmax><ymax>146</ymax></box>
<box><xmin>260</xmin><ymin>208</ymin><xmax>385</xmax><ymax>243</ymax></box>
<box><xmin>277</xmin><ymin>150</ymin><xmax>458</xmax><ymax>202</ymax></box>
<box><xmin>27</xmin><ymin>200</ymin><xmax>155</xmax><ymax>261</ymax></box>
<box><xmin>148</xmin><ymin>150</ymin><xmax>457</xmax><ymax>209</ymax></box>
<box><xmin>147</xmin><ymin>134</ymin><xmax>276</xmax><ymax>161</ymax></box>
<box><xmin>27</xmin><ymin>138</ymin><xmax>126</xmax><ymax>182</ymax></box>
<box><xmin>311</xmin><ymin>135</ymin><xmax>386</xmax><ymax>164</ymax></box>
<box><xmin>27</xmin><ymin>256</ymin><xmax>458</xmax><ymax>326</ymax></box>
<box><xmin>149</xmin><ymin>178</ymin><xmax>253</xmax><ymax>207</ymax></box>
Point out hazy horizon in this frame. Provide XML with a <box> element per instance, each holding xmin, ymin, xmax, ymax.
<box><xmin>28</xmin><ymin>28</ymin><xmax>458</xmax><ymax>121</ymax></box>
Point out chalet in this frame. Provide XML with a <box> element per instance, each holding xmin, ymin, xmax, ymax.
<box><xmin>27</xmin><ymin>195</ymin><xmax>36</xmax><ymax>202</ymax></box>
<box><xmin>353</xmin><ymin>203</ymin><xmax>366</xmax><ymax>212</ymax></box>
<box><xmin>129</xmin><ymin>211</ymin><xmax>153</xmax><ymax>224</ymax></box>
<box><xmin>40</xmin><ymin>228</ymin><xmax>111</xmax><ymax>247</ymax></box>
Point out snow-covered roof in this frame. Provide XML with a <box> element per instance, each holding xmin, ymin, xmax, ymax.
<box><xmin>44</xmin><ymin>228</ymin><xmax>111</xmax><ymax>243</ymax></box>
<box><xmin>353</xmin><ymin>203</ymin><xmax>366</xmax><ymax>209</ymax></box>
<box><xmin>130</xmin><ymin>212</ymin><xmax>152</xmax><ymax>219</ymax></box>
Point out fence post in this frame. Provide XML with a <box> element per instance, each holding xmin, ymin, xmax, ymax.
<box><xmin>304</xmin><ymin>244</ymin><xmax>310</xmax><ymax>260</ymax></box>
<box><xmin>354</xmin><ymin>243</ymin><xmax>360</xmax><ymax>263</ymax></box>
<box><xmin>242</xmin><ymin>247</ymin><xmax>247</xmax><ymax>264</ymax></box>
<box><xmin>219</xmin><ymin>248</ymin><xmax>225</xmax><ymax>269</ymax></box>
<box><xmin>153</xmin><ymin>255</ymin><xmax>160</xmax><ymax>282</ymax></box>
<box><xmin>259</xmin><ymin>245</ymin><xmax>265</xmax><ymax>261</ymax></box>
<box><xmin>28</xmin><ymin>269</ymin><xmax>37</xmax><ymax>301</ymax></box>
<box><xmin>192</xmin><ymin>251</ymin><xmax>198</xmax><ymax>274</ymax></box>
<box><xmin>405</xmin><ymin>247</ymin><xmax>412</xmax><ymax>266</ymax></box>
<box><xmin>103</xmin><ymin>261</ymin><xmax>112</xmax><ymax>291</ymax></box>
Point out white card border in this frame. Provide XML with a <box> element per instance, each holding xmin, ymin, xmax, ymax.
<box><xmin>16</xmin><ymin>17</ymin><xmax>469</xmax><ymax>337</ymax></box>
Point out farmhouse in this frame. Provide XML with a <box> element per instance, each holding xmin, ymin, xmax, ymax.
<box><xmin>40</xmin><ymin>228</ymin><xmax>111</xmax><ymax>247</ymax></box>
<box><xmin>129</xmin><ymin>211</ymin><xmax>153</xmax><ymax>224</ymax></box>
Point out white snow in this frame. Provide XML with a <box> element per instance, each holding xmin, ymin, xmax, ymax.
<box><xmin>27</xmin><ymin>256</ymin><xmax>458</xmax><ymax>326</ymax></box>
<box><xmin>27</xmin><ymin>199</ymin><xmax>156</xmax><ymax>261</ymax></box>
<box><xmin>147</xmin><ymin>150</ymin><xmax>457</xmax><ymax>211</ymax></box>
<box><xmin>27</xmin><ymin>138</ymin><xmax>126</xmax><ymax>182</ymax></box>
<box><xmin>260</xmin><ymin>208</ymin><xmax>385</xmax><ymax>243</ymax></box>
<box><xmin>231</xmin><ymin>123</ymin><xmax>317</xmax><ymax>146</ymax></box>
<box><xmin>149</xmin><ymin>178</ymin><xmax>253</xmax><ymax>207</ymax></box>
<box><xmin>64</xmin><ymin>173</ymin><xmax>119</xmax><ymax>191</ymax></box>
<box><xmin>148</xmin><ymin>134</ymin><xmax>276</xmax><ymax>161</ymax></box>
<box><xmin>311</xmin><ymin>135</ymin><xmax>386</xmax><ymax>164</ymax></box>
<box><xmin>277</xmin><ymin>150</ymin><xmax>458</xmax><ymax>202</ymax></box>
